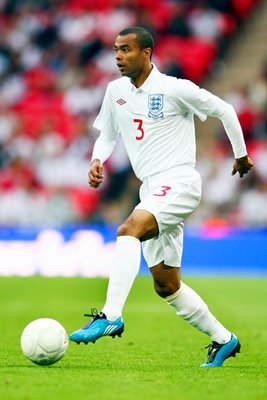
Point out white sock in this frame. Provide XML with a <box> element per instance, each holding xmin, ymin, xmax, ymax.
<box><xmin>102</xmin><ymin>235</ymin><xmax>141</xmax><ymax>321</ymax></box>
<box><xmin>165</xmin><ymin>281</ymin><xmax>232</xmax><ymax>344</ymax></box>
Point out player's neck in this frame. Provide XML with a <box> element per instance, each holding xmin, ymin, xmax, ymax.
<box><xmin>131</xmin><ymin>64</ymin><xmax>153</xmax><ymax>88</ymax></box>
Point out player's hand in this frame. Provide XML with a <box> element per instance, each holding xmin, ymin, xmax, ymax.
<box><xmin>88</xmin><ymin>159</ymin><xmax>104</xmax><ymax>188</ymax></box>
<box><xmin>231</xmin><ymin>155</ymin><xmax>253</xmax><ymax>178</ymax></box>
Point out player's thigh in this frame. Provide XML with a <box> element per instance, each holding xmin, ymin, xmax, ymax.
<box><xmin>135</xmin><ymin>171</ymin><xmax>201</xmax><ymax>234</ymax></box>
<box><xmin>142</xmin><ymin>222</ymin><xmax>184</xmax><ymax>268</ymax></box>
<box><xmin>118</xmin><ymin>208</ymin><xmax>159</xmax><ymax>240</ymax></box>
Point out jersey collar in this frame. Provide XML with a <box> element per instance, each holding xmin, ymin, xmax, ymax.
<box><xmin>129</xmin><ymin>64</ymin><xmax>160</xmax><ymax>94</ymax></box>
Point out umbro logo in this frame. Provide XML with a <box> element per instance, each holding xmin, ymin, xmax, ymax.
<box><xmin>116</xmin><ymin>98</ymin><xmax>126</xmax><ymax>105</ymax></box>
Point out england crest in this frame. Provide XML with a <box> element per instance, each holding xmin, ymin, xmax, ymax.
<box><xmin>148</xmin><ymin>94</ymin><xmax>164</xmax><ymax>119</ymax></box>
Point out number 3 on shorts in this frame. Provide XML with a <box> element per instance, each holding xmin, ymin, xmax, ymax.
<box><xmin>153</xmin><ymin>186</ymin><xmax>172</xmax><ymax>197</ymax></box>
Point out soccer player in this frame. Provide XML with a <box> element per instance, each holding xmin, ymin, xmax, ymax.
<box><xmin>70</xmin><ymin>26</ymin><xmax>253</xmax><ymax>367</ymax></box>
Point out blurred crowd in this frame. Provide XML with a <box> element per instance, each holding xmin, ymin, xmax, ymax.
<box><xmin>0</xmin><ymin>0</ymin><xmax>266</xmax><ymax>228</ymax></box>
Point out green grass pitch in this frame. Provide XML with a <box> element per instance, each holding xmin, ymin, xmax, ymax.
<box><xmin>0</xmin><ymin>275</ymin><xmax>266</xmax><ymax>400</ymax></box>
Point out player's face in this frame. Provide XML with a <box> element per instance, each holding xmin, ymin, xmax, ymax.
<box><xmin>114</xmin><ymin>34</ymin><xmax>150</xmax><ymax>81</ymax></box>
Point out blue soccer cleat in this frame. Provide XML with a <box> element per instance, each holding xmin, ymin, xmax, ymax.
<box><xmin>70</xmin><ymin>309</ymin><xmax>124</xmax><ymax>344</ymax></box>
<box><xmin>200</xmin><ymin>334</ymin><xmax>241</xmax><ymax>367</ymax></box>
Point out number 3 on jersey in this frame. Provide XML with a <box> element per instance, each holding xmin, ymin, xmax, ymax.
<box><xmin>133</xmin><ymin>119</ymin><xmax>144</xmax><ymax>140</ymax></box>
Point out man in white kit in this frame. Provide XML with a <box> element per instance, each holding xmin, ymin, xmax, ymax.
<box><xmin>70</xmin><ymin>26</ymin><xmax>253</xmax><ymax>367</ymax></box>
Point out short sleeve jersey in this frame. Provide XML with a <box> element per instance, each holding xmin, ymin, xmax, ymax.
<box><xmin>93</xmin><ymin>65</ymin><xmax>241</xmax><ymax>180</ymax></box>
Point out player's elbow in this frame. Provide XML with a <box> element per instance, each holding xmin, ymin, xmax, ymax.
<box><xmin>220</xmin><ymin>102</ymin><xmax>236</xmax><ymax>121</ymax></box>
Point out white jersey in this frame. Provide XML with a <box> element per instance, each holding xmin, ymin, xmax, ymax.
<box><xmin>93</xmin><ymin>65</ymin><xmax>247</xmax><ymax>181</ymax></box>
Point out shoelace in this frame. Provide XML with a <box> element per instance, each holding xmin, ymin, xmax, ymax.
<box><xmin>205</xmin><ymin>341</ymin><xmax>221</xmax><ymax>363</ymax></box>
<box><xmin>82</xmin><ymin>308</ymin><xmax>106</xmax><ymax>329</ymax></box>
<box><xmin>84</xmin><ymin>308</ymin><xmax>100</xmax><ymax>318</ymax></box>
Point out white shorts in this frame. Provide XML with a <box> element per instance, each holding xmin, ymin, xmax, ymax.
<box><xmin>135</xmin><ymin>166</ymin><xmax>201</xmax><ymax>268</ymax></box>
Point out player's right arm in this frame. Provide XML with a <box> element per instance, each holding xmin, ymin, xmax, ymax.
<box><xmin>88</xmin><ymin>128</ymin><xmax>118</xmax><ymax>189</ymax></box>
<box><xmin>88</xmin><ymin>159</ymin><xmax>104</xmax><ymax>188</ymax></box>
<box><xmin>89</xmin><ymin>83</ymin><xmax>119</xmax><ymax>189</ymax></box>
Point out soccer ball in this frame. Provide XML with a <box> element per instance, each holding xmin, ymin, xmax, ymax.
<box><xmin>21</xmin><ymin>318</ymin><xmax>68</xmax><ymax>366</ymax></box>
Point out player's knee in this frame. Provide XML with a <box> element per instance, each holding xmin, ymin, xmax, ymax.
<box><xmin>154</xmin><ymin>279</ymin><xmax>180</xmax><ymax>298</ymax></box>
<box><xmin>117</xmin><ymin>210</ymin><xmax>158</xmax><ymax>240</ymax></box>
<box><xmin>117</xmin><ymin>214</ymin><xmax>142</xmax><ymax>238</ymax></box>
<box><xmin>117</xmin><ymin>221</ymin><xmax>133</xmax><ymax>237</ymax></box>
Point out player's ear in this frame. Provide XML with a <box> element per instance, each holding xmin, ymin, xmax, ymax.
<box><xmin>144</xmin><ymin>47</ymin><xmax>152</xmax><ymax>61</ymax></box>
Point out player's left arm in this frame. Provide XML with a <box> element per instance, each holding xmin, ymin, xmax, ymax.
<box><xmin>210</xmin><ymin>101</ymin><xmax>254</xmax><ymax>178</ymax></box>
<box><xmin>232</xmin><ymin>155</ymin><xmax>253</xmax><ymax>178</ymax></box>
<box><xmin>190</xmin><ymin>85</ymin><xmax>254</xmax><ymax>177</ymax></box>
<box><xmin>175</xmin><ymin>80</ymin><xmax>254</xmax><ymax>177</ymax></box>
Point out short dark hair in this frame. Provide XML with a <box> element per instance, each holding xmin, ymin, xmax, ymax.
<box><xmin>118</xmin><ymin>26</ymin><xmax>154</xmax><ymax>58</ymax></box>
